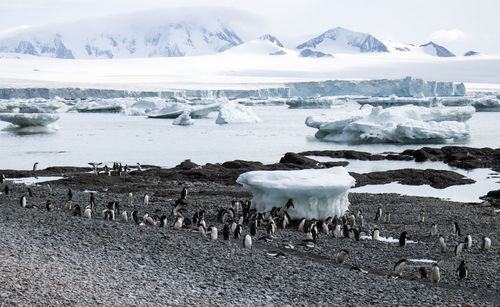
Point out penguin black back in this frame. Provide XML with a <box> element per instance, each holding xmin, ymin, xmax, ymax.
<box><xmin>399</xmin><ymin>231</ymin><xmax>408</xmax><ymax>247</ymax></box>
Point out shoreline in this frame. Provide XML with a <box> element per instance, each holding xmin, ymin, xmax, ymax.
<box><xmin>0</xmin><ymin>169</ymin><xmax>499</xmax><ymax>305</ymax></box>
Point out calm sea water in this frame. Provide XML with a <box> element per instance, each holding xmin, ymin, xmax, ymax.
<box><xmin>1</xmin><ymin>106</ymin><xmax>499</xmax><ymax>202</ymax></box>
<box><xmin>0</xmin><ymin>106</ymin><xmax>499</xmax><ymax>169</ymax></box>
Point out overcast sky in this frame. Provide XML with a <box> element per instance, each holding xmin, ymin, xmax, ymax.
<box><xmin>1</xmin><ymin>0</ymin><xmax>498</xmax><ymax>55</ymax></box>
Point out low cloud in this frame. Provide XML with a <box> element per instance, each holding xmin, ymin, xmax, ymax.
<box><xmin>429</xmin><ymin>29</ymin><xmax>467</xmax><ymax>42</ymax></box>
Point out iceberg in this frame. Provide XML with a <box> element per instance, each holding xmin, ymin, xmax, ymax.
<box><xmin>306</xmin><ymin>104</ymin><xmax>474</xmax><ymax>144</ymax></box>
<box><xmin>0</xmin><ymin>113</ymin><xmax>60</xmax><ymax>134</ymax></box>
<box><xmin>236</xmin><ymin>168</ymin><xmax>356</xmax><ymax>220</ymax></box>
<box><xmin>216</xmin><ymin>102</ymin><xmax>261</xmax><ymax>124</ymax></box>
<box><xmin>173</xmin><ymin>112</ymin><xmax>194</xmax><ymax>126</ymax></box>
<box><xmin>148</xmin><ymin>102</ymin><xmax>221</xmax><ymax>119</ymax></box>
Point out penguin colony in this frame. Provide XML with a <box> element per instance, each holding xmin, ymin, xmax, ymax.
<box><xmin>0</xmin><ymin>164</ymin><xmax>497</xmax><ymax>288</ymax></box>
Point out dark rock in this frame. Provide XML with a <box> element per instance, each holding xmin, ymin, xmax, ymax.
<box><xmin>279</xmin><ymin>152</ymin><xmax>324</xmax><ymax>168</ymax></box>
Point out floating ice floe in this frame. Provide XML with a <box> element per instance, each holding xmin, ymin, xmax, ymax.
<box><xmin>0</xmin><ymin>113</ymin><xmax>60</xmax><ymax>134</ymax></box>
<box><xmin>216</xmin><ymin>102</ymin><xmax>261</xmax><ymax>124</ymax></box>
<box><xmin>173</xmin><ymin>112</ymin><xmax>194</xmax><ymax>126</ymax></box>
<box><xmin>236</xmin><ymin>167</ymin><xmax>356</xmax><ymax>220</ymax></box>
<box><xmin>306</xmin><ymin>103</ymin><xmax>475</xmax><ymax>143</ymax></box>
<box><xmin>148</xmin><ymin>102</ymin><xmax>221</xmax><ymax>119</ymax></box>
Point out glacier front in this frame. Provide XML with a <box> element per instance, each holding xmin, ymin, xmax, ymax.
<box><xmin>236</xmin><ymin>168</ymin><xmax>356</xmax><ymax>220</ymax></box>
<box><xmin>306</xmin><ymin>104</ymin><xmax>475</xmax><ymax>144</ymax></box>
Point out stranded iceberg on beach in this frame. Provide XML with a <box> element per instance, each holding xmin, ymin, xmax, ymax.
<box><xmin>305</xmin><ymin>103</ymin><xmax>475</xmax><ymax>144</ymax></box>
<box><xmin>236</xmin><ymin>168</ymin><xmax>356</xmax><ymax>220</ymax></box>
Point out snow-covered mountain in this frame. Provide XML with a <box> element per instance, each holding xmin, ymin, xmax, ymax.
<box><xmin>296</xmin><ymin>27</ymin><xmax>389</xmax><ymax>54</ymax></box>
<box><xmin>0</xmin><ymin>9</ymin><xmax>246</xmax><ymax>59</ymax></box>
<box><xmin>385</xmin><ymin>40</ymin><xmax>456</xmax><ymax>57</ymax></box>
<box><xmin>223</xmin><ymin>34</ymin><xmax>290</xmax><ymax>56</ymax></box>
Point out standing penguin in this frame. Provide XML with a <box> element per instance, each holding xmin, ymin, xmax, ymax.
<box><xmin>399</xmin><ymin>231</ymin><xmax>409</xmax><ymax>247</ymax></box>
<box><xmin>173</xmin><ymin>216</ymin><xmax>183</xmax><ymax>230</ymax></box>
<box><xmin>418</xmin><ymin>211</ymin><xmax>425</xmax><ymax>223</ymax></box>
<box><xmin>209</xmin><ymin>226</ymin><xmax>218</xmax><ymax>240</ymax></box>
<box><xmin>223</xmin><ymin>223</ymin><xmax>230</xmax><ymax>240</ymax></box>
<box><xmin>72</xmin><ymin>204</ymin><xmax>81</xmax><ymax>216</ymax></box>
<box><xmin>67</xmin><ymin>188</ymin><xmax>73</xmax><ymax>201</ymax></box>
<box><xmin>430</xmin><ymin>223</ymin><xmax>438</xmax><ymax>236</ymax></box>
<box><xmin>143</xmin><ymin>193</ymin><xmax>149</xmax><ymax>206</ymax></box>
<box><xmin>83</xmin><ymin>206</ymin><xmax>92</xmax><ymax>219</ymax></box>
<box><xmin>27</xmin><ymin>187</ymin><xmax>34</xmax><ymax>197</ymax></box>
<box><xmin>456</xmin><ymin>260</ymin><xmax>468</xmax><ymax>280</ymax></box>
<box><xmin>438</xmin><ymin>235</ymin><xmax>447</xmax><ymax>253</ymax></box>
<box><xmin>181</xmin><ymin>187</ymin><xmax>188</xmax><ymax>200</ymax></box>
<box><xmin>46</xmin><ymin>200</ymin><xmax>54</xmax><ymax>211</ymax></box>
<box><xmin>465</xmin><ymin>234</ymin><xmax>472</xmax><ymax>250</ymax></box>
<box><xmin>250</xmin><ymin>219</ymin><xmax>257</xmax><ymax>237</ymax></box>
<box><xmin>336</xmin><ymin>249</ymin><xmax>349</xmax><ymax>264</ymax></box>
<box><xmin>297</xmin><ymin>218</ymin><xmax>306</xmax><ymax>232</ymax></box>
<box><xmin>375</xmin><ymin>207</ymin><xmax>382</xmax><ymax>222</ymax></box>
<box><xmin>430</xmin><ymin>263</ymin><xmax>440</xmax><ymax>283</ymax></box>
<box><xmin>32</xmin><ymin>162</ymin><xmax>39</xmax><ymax>172</ymax></box>
<box><xmin>453</xmin><ymin>222</ymin><xmax>462</xmax><ymax>236</ymax></box>
<box><xmin>481</xmin><ymin>236</ymin><xmax>491</xmax><ymax>251</ymax></box>
<box><xmin>128</xmin><ymin>192</ymin><xmax>134</xmax><ymax>205</ymax></box>
<box><xmin>384</xmin><ymin>211</ymin><xmax>391</xmax><ymax>224</ymax></box>
<box><xmin>455</xmin><ymin>242</ymin><xmax>465</xmax><ymax>257</ymax></box>
<box><xmin>120</xmin><ymin>211</ymin><xmax>128</xmax><ymax>223</ymax></box>
<box><xmin>20</xmin><ymin>195</ymin><xmax>27</xmax><ymax>208</ymax></box>
<box><xmin>3</xmin><ymin>185</ymin><xmax>9</xmax><ymax>195</ymax></box>
<box><xmin>243</xmin><ymin>234</ymin><xmax>252</xmax><ymax>249</ymax></box>
<box><xmin>372</xmin><ymin>228</ymin><xmax>380</xmax><ymax>241</ymax></box>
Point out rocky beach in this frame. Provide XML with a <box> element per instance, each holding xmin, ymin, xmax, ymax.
<box><xmin>0</xmin><ymin>148</ymin><xmax>499</xmax><ymax>306</ymax></box>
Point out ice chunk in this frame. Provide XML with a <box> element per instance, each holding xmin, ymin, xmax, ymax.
<box><xmin>0</xmin><ymin>113</ymin><xmax>59</xmax><ymax>126</ymax></box>
<box><xmin>173</xmin><ymin>112</ymin><xmax>194</xmax><ymax>126</ymax></box>
<box><xmin>306</xmin><ymin>104</ymin><xmax>474</xmax><ymax>143</ymax></box>
<box><xmin>216</xmin><ymin>102</ymin><xmax>261</xmax><ymax>124</ymax></box>
<box><xmin>149</xmin><ymin>102</ymin><xmax>220</xmax><ymax>119</ymax></box>
<box><xmin>236</xmin><ymin>168</ymin><xmax>356</xmax><ymax>220</ymax></box>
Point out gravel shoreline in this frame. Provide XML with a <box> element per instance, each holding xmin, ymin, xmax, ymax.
<box><xmin>0</xmin><ymin>168</ymin><xmax>499</xmax><ymax>306</ymax></box>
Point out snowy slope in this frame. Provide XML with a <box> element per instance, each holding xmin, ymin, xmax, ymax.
<box><xmin>385</xmin><ymin>41</ymin><xmax>455</xmax><ymax>57</ymax></box>
<box><xmin>222</xmin><ymin>34</ymin><xmax>292</xmax><ymax>56</ymax></box>
<box><xmin>296</xmin><ymin>27</ymin><xmax>389</xmax><ymax>54</ymax></box>
<box><xmin>0</xmin><ymin>8</ymin><xmax>246</xmax><ymax>59</ymax></box>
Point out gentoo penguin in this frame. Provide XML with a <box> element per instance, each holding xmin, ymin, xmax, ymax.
<box><xmin>33</xmin><ymin>162</ymin><xmax>38</xmax><ymax>172</ymax></box>
<box><xmin>384</xmin><ymin>211</ymin><xmax>391</xmax><ymax>224</ymax></box>
<box><xmin>209</xmin><ymin>226</ymin><xmax>218</xmax><ymax>240</ymax></box>
<box><xmin>455</xmin><ymin>242</ymin><xmax>465</xmax><ymax>257</ymax></box>
<box><xmin>243</xmin><ymin>234</ymin><xmax>252</xmax><ymax>249</ymax></box>
<box><xmin>298</xmin><ymin>218</ymin><xmax>306</xmax><ymax>232</ymax></box>
<box><xmin>465</xmin><ymin>234</ymin><xmax>472</xmax><ymax>250</ymax></box>
<box><xmin>198</xmin><ymin>225</ymin><xmax>207</xmax><ymax>237</ymax></box>
<box><xmin>120</xmin><ymin>211</ymin><xmax>128</xmax><ymax>223</ymax></box>
<box><xmin>250</xmin><ymin>219</ymin><xmax>257</xmax><ymax>237</ymax></box>
<box><xmin>375</xmin><ymin>207</ymin><xmax>382</xmax><ymax>222</ymax></box>
<box><xmin>27</xmin><ymin>187</ymin><xmax>34</xmax><ymax>197</ymax></box>
<box><xmin>353</xmin><ymin>229</ymin><xmax>365</xmax><ymax>242</ymax></box>
<box><xmin>392</xmin><ymin>259</ymin><xmax>408</xmax><ymax>277</ymax></box>
<box><xmin>266</xmin><ymin>221</ymin><xmax>277</xmax><ymax>235</ymax></box>
<box><xmin>456</xmin><ymin>260</ymin><xmax>468</xmax><ymax>279</ymax></box>
<box><xmin>319</xmin><ymin>220</ymin><xmax>329</xmax><ymax>235</ymax></box>
<box><xmin>223</xmin><ymin>223</ymin><xmax>230</xmax><ymax>240</ymax></box>
<box><xmin>45</xmin><ymin>200</ymin><xmax>54</xmax><ymax>211</ymax></box>
<box><xmin>285</xmin><ymin>198</ymin><xmax>294</xmax><ymax>210</ymax></box>
<box><xmin>143</xmin><ymin>193</ymin><xmax>149</xmax><ymax>206</ymax></box>
<box><xmin>481</xmin><ymin>236</ymin><xmax>491</xmax><ymax>251</ymax></box>
<box><xmin>438</xmin><ymin>235</ymin><xmax>447</xmax><ymax>253</ymax></box>
<box><xmin>89</xmin><ymin>192</ymin><xmax>96</xmax><ymax>212</ymax></box>
<box><xmin>430</xmin><ymin>263</ymin><xmax>440</xmax><ymax>283</ymax></box>
<box><xmin>127</xmin><ymin>192</ymin><xmax>134</xmax><ymax>205</ymax></box>
<box><xmin>83</xmin><ymin>206</ymin><xmax>92</xmax><ymax>219</ymax></box>
<box><xmin>399</xmin><ymin>231</ymin><xmax>409</xmax><ymax>247</ymax></box>
<box><xmin>173</xmin><ymin>216</ymin><xmax>184</xmax><ymax>230</ymax></box>
<box><xmin>72</xmin><ymin>204</ymin><xmax>81</xmax><ymax>216</ymax></box>
<box><xmin>418</xmin><ymin>211</ymin><xmax>425</xmax><ymax>223</ymax></box>
<box><xmin>430</xmin><ymin>223</ymin><xmax>438</xmax><ymax>236</ymax></box>
<box><xmin>67</xmin><ymin>188</ymin><xmax>73</xmax><ymax>201</ymax></box>
<box><xmin>136</xmin><ymin>163</ymin><xmax>142</xmax><ymax>172</ymax></box>
<box><xmin>453</xmin><ymin>221</ymin><xmax>462</xmax><ymax>236</ymax></box>
<box><xmin>3</xmin><ymin>185</ymin><xmax>9</xmax><ymax>195</ymax></box>
<box><xmin>336</xmin><ymin>249</ymin><xmax>349</xmax><ymax>264</ymax></box>
<box><xmin>142</xmin><ymin>213</ymin><xmax>155</xmax><ymax>226</ymax></box>
<box><xmin>372</xmin><ymin>228</ymin><xmax>380</xmax><ymax>241</ymax></box>
<box><xmin>180</xmin><ymin>187</ymin><xmax>188</xmax><ymax>200</ymax></box>
<box><xmin>347</xmin><ymin>213</ymin><xmax>356</xmax><ymax>227</ymax></box>
<box><xmin>20</xmin><ymin>195</ymin><xmax>27</xmax><ymax>208</ymax></box>
<box><xmin>0</xmin><ymin>174</ymin><xmax>4</xmax><ymax>183</ymax></box>
<box><xmin>343</xmin><ymin>224</ymin><xmax>351</xmax><ymax>239</ymax></box>
<box><xmin>230</xmin><ymin>221</ymin><xmax>237</xmax><ymax>234</ymax></box>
